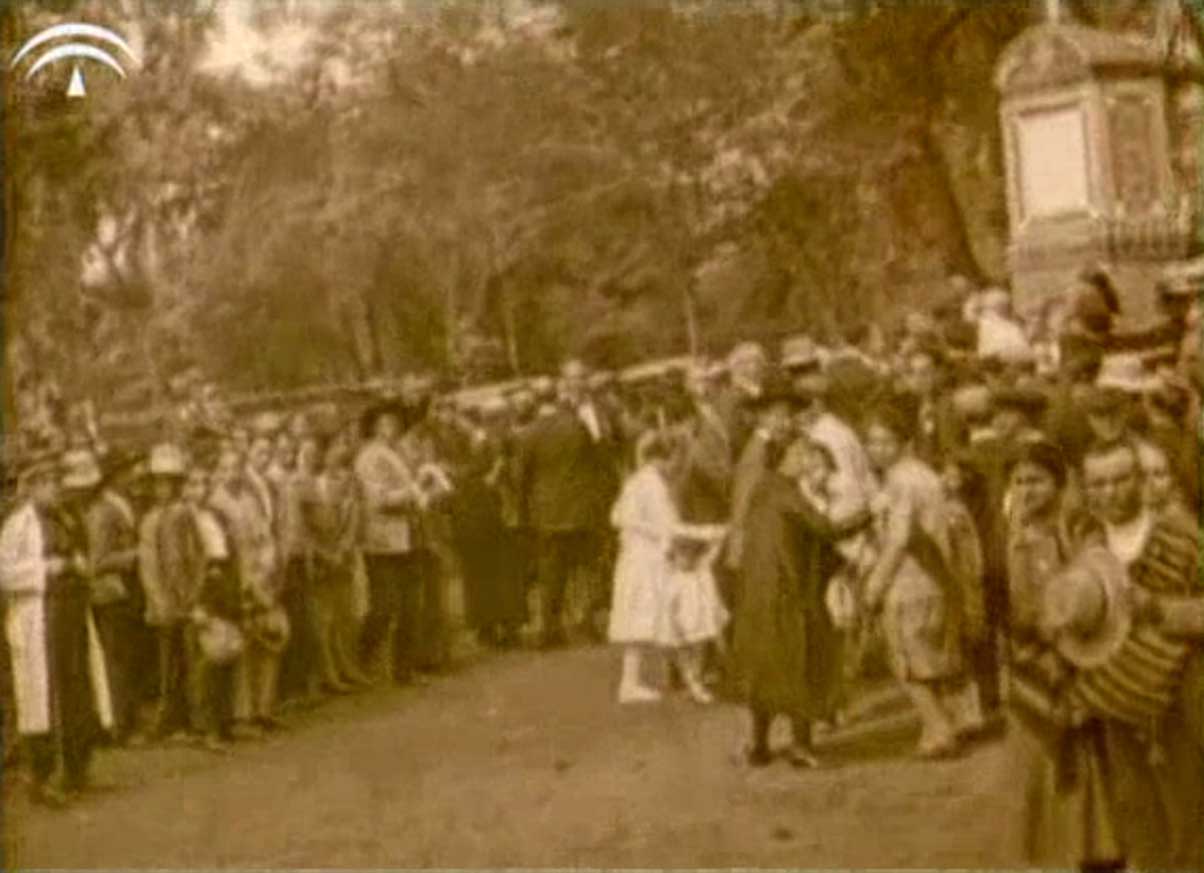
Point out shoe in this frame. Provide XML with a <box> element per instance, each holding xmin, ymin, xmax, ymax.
<box><xmin>618</xmin><ymin>684</ymin><xmax>662</xmax><ymax>704</ymax></box>
<box><xmin>744</xmin><ymin>746</ymin><xmax>772</xmax><ymax>768</ymax></box>
<box><xmin>231</xmin><ymin>722</ymin><xmax>265</xmax><ymax>741</ymax></box>
<box><xmin>914</xmin><ymin>737</ymin><xmax>961</xmax><ymax>760</ymax></box>
<box><xmin>685</xmin><ymin>681</ymin><xmax>714</xmax><ymax>705</ymax></box>
<box><xmin>785</xmin><ymin>746</ymin><xmax>823</xmax><ymax>769</ymax></box>
<box><xmin>202</xmin><ymin>735</ymin><xmax>232</xmax><ymax>755</ymax></box>
<box><xmin>256</xmin><ymin>715</ymin><xmax>286</xmax><ymax>733</ymax></box>
<box><xmin>29</xmin><ymin>784</ymin><xmax>69</xmax><ymax>808</ymax></box>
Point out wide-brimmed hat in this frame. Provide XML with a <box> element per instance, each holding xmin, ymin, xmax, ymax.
<box><xmin>60</xmin><ymin>448</ymin><xmax>102</xmax><ymax>490</ymax></box>
<box><xmin>197</xmin><ymin>616</ymin><xmax>245</xmax><ymax>665</ymax></box>
<box><xmin>1096</xmin><ymin>354</ymin><xmax>1159</xmax><ymax>395</ymax></box>
<box><xmin>148</xmin><ymin>443</ymin><xmax>189</xmax><ymax>478</ymax></box>
<box><xmin>727</xmin><ymin>341</ymin><xmax>767</xmax><ymax>370</ymax></box>
<box><xmin>248</xmin><ymin>606</ymin><xmax>291</xmax><ymax>653</ymax></box>
<box><xmin>251</xmin><ymin>410</ymin><xmax>285</xmax><ymax>435</ymax></box>
<box><xmin>980</xmin><ymin>287</ymin><xmax>1011</xmax><ymax>315</ymax></box>
<box><xmin>15</xmin><ymin>448</ymin><xmax>60</xmax><ymax>485</ymax></box>
<box><xmin>99</xmin><ymin>447</ymin><xmax>143</xmax><ymax>485</ymax></box>
<box><xmin>1042</xmin><ymin>545</ymin><xmax>1131</xmax><ymax>669</ymax></box>
<box><xmin>358</xmin><ymin>398</ymin><xmax>406</xmax><ymax>440</ymax></box>
<box><xmin>992</xmin><ymin>384</ymin><xmax>1048</xmax><ymax>417</ymax></box>
<box><xmin>1159</xmin><ymin>257</ymin><xmax>1204</xmax><ymax>298</ymax></box>
<box><xmin>951</xmin><ymin>384</ymin><xmax>993</xmax><ymax>420</ymax></box>
<box><xmin>780</xmin><ymin>335</ymin><xmax>820</xmax><ymax>371</ymax></box>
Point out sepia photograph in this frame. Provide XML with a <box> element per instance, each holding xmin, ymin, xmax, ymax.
<box><xmin>1</xmin><ymin>0</ymin><xmax>1202</xmax><ymax>868</ymax></box>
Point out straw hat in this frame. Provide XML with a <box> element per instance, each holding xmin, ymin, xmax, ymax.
<box><xmin>60</xmin><ymin>448</ymin><xmax>102</xmax><ymax>490</ymax></box>
<box><xmin>248</xmin><ymin>606</ymin><xmax>291</xmax><ymax>654</ymax></box>
<box><xmin>980</xmin><ymin>287</ymin><xmax>1011</xmax><ymax>315</ymax></box>
<box><xmin>1096</xmin><ymin>354</ymin><xmax>1159</xmax><ymax>395</ymax></box>
<box><xmin>148</xmin><ymin>443</ymin><xmax>188</xmax><ymax>478</ymax></box>
<box><xmin>1041</xmin><ymin>546</ymin><xmax>1131</xmax><ymax>669</ymax></box>
<box><xmin>780</xmin><ymin>335</ymin><xmax>820</xmax><ymax>371</ymax></box>
<box><xmin>727</xmin><ymin>341</ymin><xmax>767</xmax><ymax>369</ymax></box>
<box><xmin>197</xmin><ymin>616</ymin><xmax>245</xmax><ymax>665</ymax></box>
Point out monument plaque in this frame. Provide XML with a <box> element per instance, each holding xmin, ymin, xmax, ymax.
<box><xmin>996</xmin><ymin>22</ymin><xmax>1202</xmax><ymax>318</ymax></box>
<box><xmin>1015</xmin><ymin>103</ymin><xmax>1091</xmax><ymax>220</ymax></box>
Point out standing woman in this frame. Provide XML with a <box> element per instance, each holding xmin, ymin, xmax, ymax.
<box><xmin>733</xmin><ymin>416</ymin><xmax>869</xmax><ymax>768</ymax></box>
<box><xmin>308</xmin><ymin>436</ymin><xmax>369</xmax><ymax>691</ymax></box>
<box><xmin>997</xmin><ymin>437</ymin><xmax>1115</xmax><ymax>869</ymax></box>
<box><xmin>861</xmin><ymin>395</ymin><xmax>969</xmax><ymax>759</ymax></box>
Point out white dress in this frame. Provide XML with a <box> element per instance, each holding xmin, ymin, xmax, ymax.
<box><xmin>607</xmin><ymin>465</ymin><xmax>676</xmax><ymax>646</ymax></box>
<box><xmin>607</xmin><ymin>465</ymin><xmax>729</xmax><ymax>647</ymax></box>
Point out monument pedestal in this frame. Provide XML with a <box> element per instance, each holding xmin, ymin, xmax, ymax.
<box><xmin>995</xmin><ymin>24</ymin><xmax>1202</xmax><ymax>321</ymax></box>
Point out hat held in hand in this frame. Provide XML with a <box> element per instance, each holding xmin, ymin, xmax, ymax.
<box><xmin>1041</xmin><ymin>545</ymin><xmax>1131</xmax><ymax>669</ymax></box>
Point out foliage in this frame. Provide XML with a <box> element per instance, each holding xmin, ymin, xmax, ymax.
<box><xmin>5</xmin><ymin>0</ymin><xmax>1196</xmax><ymax>420</ymax></box>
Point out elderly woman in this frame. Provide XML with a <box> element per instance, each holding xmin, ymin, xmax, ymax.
<box><xmin>861</xmin><ymin>395</ymin><xmax>970</xmax><ymax>759</ymax></box>
<box><xmin>734</xmin><ymin>419</ymin><xmax>869</xmax><ymax>768</ymax></box>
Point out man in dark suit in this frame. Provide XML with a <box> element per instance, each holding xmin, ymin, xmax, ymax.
<box><xmin>517</xmin><ymin>360</ymin><xmax>620</xmax><ymax>648</ymax></box>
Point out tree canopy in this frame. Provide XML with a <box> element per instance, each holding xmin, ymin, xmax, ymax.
<box><xmin>4</xmin><ymin>0</ymin><xmax>1198</xmax><ymax>419</ymax></box>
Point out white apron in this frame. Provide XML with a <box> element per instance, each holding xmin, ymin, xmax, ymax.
<box><xmin>1</xmin><ymin>502</ymin><xmax>113</xmax><ymax>735</ymax></box>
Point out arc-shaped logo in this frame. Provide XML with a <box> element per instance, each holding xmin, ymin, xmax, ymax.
<box><xmin>10</xmin><ymin>23</ymin><xmax>140</xmax><ymax>98</ymax></box>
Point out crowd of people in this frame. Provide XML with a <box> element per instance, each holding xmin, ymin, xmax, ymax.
<box><xmin>1</xmin><ymin>262</ymin><xmax>1201</xmax><ymax>870</ymax></box>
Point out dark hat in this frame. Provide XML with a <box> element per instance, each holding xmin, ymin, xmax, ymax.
<box><xmin>99</xmin><ymin>447</ymin><xmax>143</xmax><ymax>485</ymax></box>
<box><xmin>862</xmin><ymin>390</ymin><xmax>919</xmax><ymax>443</ymax></box>
<box><xmin>359</xmin><ymin>398</ymin><xmax>407</xmax><ymax>440</ymax></box>
<box><xmin>1005</xmin><ymin>435</ymin><xmax>1068</xmax><ymax>487</ymax></box>
<box><xmin>1076</xmin><ymin>266</ymin><xmax>1121</xmax><ymax>315</ymax></box>
<box><xmin>1083</xmin><ymin>384</ymin><xmax>1133</xmax><ymax>415</ymax></box>
<box><xmin>753</xmin><ymin>373</ymin><xmax>801</xmax><ymax>409</ymax></box>
<box><xmin>992</xmin><ymin>384</ymin><xmax>1048</xmax><ymax>416</ymax></box>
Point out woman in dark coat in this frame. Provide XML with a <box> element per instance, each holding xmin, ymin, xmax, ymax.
<box><xmin>733</xmin><ymin>432</ymin><xmax>869</xmax><ymax>767</ymax></box>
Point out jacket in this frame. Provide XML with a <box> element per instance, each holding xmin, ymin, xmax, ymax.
<box><xmin>354</xmin><ymin>439</ymin><xmax>420</xmax><ymax>554</ymax></box>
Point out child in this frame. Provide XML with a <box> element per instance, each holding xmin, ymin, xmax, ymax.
<box><xmin>607</xmin><ymin>431</ymin><xmax>725</xmax><ymax>704</ymax></box>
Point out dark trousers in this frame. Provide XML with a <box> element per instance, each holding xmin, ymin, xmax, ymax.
<box><xmin>155</xmin><ymin>623</ymin><xmax>201</xmax><ymax>736</ymax></box>
<box><xmin>358</xmin><ymin>552</ymin><xmax>423</xmax><ymax>682</ymax></box>
<box><xmin>414</xmin><ymin>549</ymin><xmax>448</xmax><ymax>672</ymax></box>
<box><xmin>40</xmin><ymin>587</ymin><xmax>101</xmax><ymax>790</ymax></box>
<box><xmin>279</xmin><ymin>557</ymin><xmax>319</xmax><ymax>701</ymax></box>
<box><xmin>197</xmin><ymin>660</ymin><xmax>237</xmax><ymax>739</ymax></box>
<box><xmin>751</xmin><ymin>708</ymin><xmax>812</xmax><ymax>753</ymax></box>
<box><xmin>534</xmin><ymin>529</ymin><xmax>596</xmax><ymax>645</ymax></box>
<box><xmin>91</xmin><ymin>598</ymin><xmax>142</xmax><ymax>739</ymax></box>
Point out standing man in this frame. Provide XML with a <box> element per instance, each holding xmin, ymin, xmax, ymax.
<box><xmin>138</xmin><ymin>444</ymin><xmax>203</xmax><ymax>742</ymax></box>
<box><xmin>354</xmin><ymin>401</ymin><xmax>426</xmax><ymax>684</ymax></box>
<box><xmin>1072</xmin><ymin>440</ymin><xmax>1203</xmax><ymax>870</ymax></box>
<box><xmin>211</xmin><ymin>447</ymin><xmax>284</xmax><ymax>736</ymax></box>
<box><xmin>714</xmin><ymin>342</ymin><xmax>768</xmax><ymax>461</ymax></box>
<box><xmin>518</xmin><ymin>360</ymin><xmax>619</xmax><ymax>649</ymax></box>
<box><xmin>84</xmin><ymin>450</ymin><xmax>143</xmax><ymax>744</ymax></box>
<box><xmin>1</xmin><ymin>450</ymin><xmax>113</xmax><ymax>806</ymax></box>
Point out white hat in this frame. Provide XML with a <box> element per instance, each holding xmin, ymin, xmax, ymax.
<box><xmin>148</xmin><ymin>443</ymin><xmax>188</xmax><ymax>477</ymax></box>
<box><xmin>1096</xmin><ymin>354</ymin><xmax>1160</xmax><ymax>395</ymax></box>
<box><xmin>780</xmin><ymin>335</ymin><xmax>820</xmax><ymax>370</ymax></box>
<box><xmin>60</xmin><ymin>449</ymin><xmax>102</xmax><ymax>490</ymax></box>
<box><xmin>727</xmin><ymin>342</ymin><xmax>767</xmax><ymax>369</ymax></box>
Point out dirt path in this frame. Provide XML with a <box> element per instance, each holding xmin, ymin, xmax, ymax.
<box><xmin>5</xmin><ymin>646</ymin><xmax>1024</xmax><ymax>868</ymax></box>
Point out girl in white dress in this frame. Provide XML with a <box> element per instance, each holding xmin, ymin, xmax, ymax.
<box><xmin>608</xmin><ymin>431</ymin><xmax>726</xmax><ymax>704</ymax></box>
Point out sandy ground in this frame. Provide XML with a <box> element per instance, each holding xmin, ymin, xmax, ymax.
<box><xmin>3</xmin><ymin>644</ymin><xmax>1025</xmax><ymax>868</ymax></box>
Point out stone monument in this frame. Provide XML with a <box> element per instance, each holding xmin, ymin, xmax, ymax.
<box><xmin>995</xmin><ymin>5</ymin><xmax>1203</xmax><ymax>319</ymax></box>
